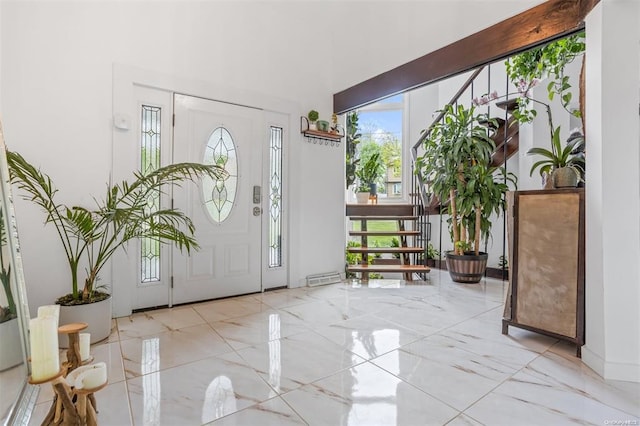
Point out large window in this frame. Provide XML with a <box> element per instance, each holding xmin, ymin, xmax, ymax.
<box><xmin>357</xmin><ymin>94</ymin><xmax>404</xmax><ymax>200</ymax></box>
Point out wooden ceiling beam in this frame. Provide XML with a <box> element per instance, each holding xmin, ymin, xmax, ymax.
<box><xmin>333</xmin><ymin>0</ymin><xmax>600</xmax><ymax>114</ymax></box>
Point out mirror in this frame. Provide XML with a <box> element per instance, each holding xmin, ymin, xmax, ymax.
<box><xmin>0</xmin><ymin>121</ymin><xmax>38</xmax><ymax>425</ymax></box>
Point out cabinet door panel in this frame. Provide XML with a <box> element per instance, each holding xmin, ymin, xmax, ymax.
<box><xmin>515</xmin><ymin>192</ymin><xmax>580</xmax><ymax>338</ymax></box>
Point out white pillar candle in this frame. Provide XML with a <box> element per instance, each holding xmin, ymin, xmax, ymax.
<box><xmin>65</xmin><ymin>364</ymin><xmax>95</xmax><ymax>386</ymax></box>
<box><xmin>74</xmin><ymin>362</ymin><xmax>107</xmax><ymax>390</ymax></box>
<box><xmin>79</xmin><ymin>333</ymin><xmax>91</xmax><ymax>361</ymax></box>
<box><xmin>37</xmin><ymin>305</ymin><xmax>60</xmax><ymax>328</ymax></box>
<box><xmin>29</xmin><ymin>317</ymin><xmax>60</xmax><ymax>381</ymax></box>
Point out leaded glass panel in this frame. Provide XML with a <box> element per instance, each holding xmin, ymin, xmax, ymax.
<box><xmin>203</xmin><ymin>127</ymin><xmax>237</xmax><ymax>223</ymax></box>
<box><xmin>269</xmin><ymin>126</ymin><xmax>283</xmax><ymax>268</ymax></box>
<box><xmin>140</xmin><ymin>105</ymin><xmax>161</xmax><ymax>283</ymax></box>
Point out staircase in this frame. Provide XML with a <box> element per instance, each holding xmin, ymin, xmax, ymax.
<box><xmin>346</xmin><ymin>65</ymin><xmax>521</xmax><ymax>280</ymax></box>
<box><xmin>346</xmin><ymin>203</ymin><xmax>430</xmax><ymax>281</ymax></box>
<box><xmin>491</xmin><ymin>98</ymin><xmax>520</xmax><ymax>167</ymax></box>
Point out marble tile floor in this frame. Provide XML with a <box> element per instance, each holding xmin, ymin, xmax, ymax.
<box><xmin>27</xmin><ymin>271</ymin><xmax>639</xmax><ymax>426</ymax></box>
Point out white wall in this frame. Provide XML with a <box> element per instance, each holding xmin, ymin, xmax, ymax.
<box><xmin>330</xmin><ymin>1</ymin><xmax>543</xmax><ymax>95</ymax></box>
<box><xmin>0</xmin><ymin>1</ymin><xmax>342</xmax><ymax>314</ymax></box>
<box><xmin>583</xmin><ymin>0</ymin><xmax>640</xmax><ymax>382</ymax></box>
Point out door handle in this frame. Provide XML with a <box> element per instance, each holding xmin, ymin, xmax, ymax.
<box><xmin>253</xmin><ymin>185</ymin><xmax>261</xmax><ymax>204</ymax></box>
<box><xmin>253</xmin><ymin>206</ymin><xmax>262</xmax><ymax>216</ymax></box>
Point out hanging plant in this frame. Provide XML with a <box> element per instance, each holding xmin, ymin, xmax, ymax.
<box><xmin>505</xmin><ymin>32</ymin><xmax>585</xmax><ymax>123</ymax></box>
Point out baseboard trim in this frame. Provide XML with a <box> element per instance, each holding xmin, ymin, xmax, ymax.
<box><xmin>581</xmin><ymin>346</ymin><xmax>605</xmax><ymax>377</ymax></box>
<box><xmin>582</xmin><ymin>345</ymin><xmax>640</xmax><ymax>383</ymax></box>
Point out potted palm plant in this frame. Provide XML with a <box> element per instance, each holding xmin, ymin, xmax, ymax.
<box><xmin>415</xmin><ymin>104</ymin><xmax>516</xmax><ymax>283</ymax></box>
<box><xmin>7</xmin><ymin>151</ymin><xmax>226</xmax><ymax>343</ymax></box>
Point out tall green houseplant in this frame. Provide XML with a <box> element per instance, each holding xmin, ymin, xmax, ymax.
<box><xmin>355</xmin><ymin>152</ymin><xmax>384</xmax><ymax>193</ymax></box>
<box><xmin>7</xmin><ymin>151</ymin><xmax>226</xmax><ymax>305</ymax></box>
<box><xmin>345</xmin><ymin>111</ymin><xmax>361</xmax><ymax>189</ymax></box>
<box><xmin>415</xmin><ymin>104</ymin><xmax>515</xmax><ymax>257</ymax></box>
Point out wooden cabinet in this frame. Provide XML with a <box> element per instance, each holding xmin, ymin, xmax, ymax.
<box><xmin>502</xmin><ymin>189</ymin><xmax>585</xmax><ymax>356</ymax></box>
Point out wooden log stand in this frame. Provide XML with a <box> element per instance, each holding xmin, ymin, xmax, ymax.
<box><xmin>30</xmin><ymin>322</ymin><xmax>107</xmax><ymax>426</ymax></box>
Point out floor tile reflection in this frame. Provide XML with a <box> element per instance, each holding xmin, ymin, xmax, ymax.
<box><xmin>205</xmin><ymin>396</ymin><xmax>306</xmax><ymax>425</ymax></box>
<box><xmin>127</xmin><ymin>352</ymin><xmax>274</xmax><ymax>425</ymax></box>
<box><xmin>121</xmin><ymin>323</ymin><xmax>233</xmax><ymax>378</ymax></box>
<box><xmin>31</xmin><ymin>276</ymin><xmax>638</xmax><ymax>426</ymax></box>
<box><xmin>235</xmin><ymin>330</ymin><xmax>366</xmax><ymax>394</ymax></box>
<box><xmin>282</xmin><ymin>361</ymin><xmax>458</xmax><ymax>425</ymax></box>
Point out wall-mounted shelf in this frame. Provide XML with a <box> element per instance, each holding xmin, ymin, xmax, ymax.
<box><xmin>300</xmin><ymin>116</ymin><xmax>344</xmax><ymax>146</ymax></box>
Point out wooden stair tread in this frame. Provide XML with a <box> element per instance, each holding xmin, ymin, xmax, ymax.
<box><xmin>347</xmin><ymin>247</ymin><xmax>424</xmax><ymax>253</ymax></box>
<box><xmin>349</xmin><ymin>230</ymin><xmax>420</xmax><ymax>236</ymax></box>
<box><xmin>490</xmin><ymin>117</ymin><xmax>520</xmax><ymax>167</ymax></box>
<box><xmin>347</xmin><ymin>264</ymin><xmax>431</xmax><ymax>273</ymax></box>
<box><xmin>349</xmin><ymin>215</ymin><xmax>418</xmax><ymax>221</ymax></box>
<box><xmin>495</xmin><ymin>98</ymin><xmax>519</xmax><ymax>112</ymax></box>
<box><xmin>346</xmin><ymin>204</ymin><xmax>414</xmax><ymax>216</ymax></box>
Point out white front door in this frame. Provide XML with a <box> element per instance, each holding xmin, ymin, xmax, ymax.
<box><xmin>172</xmin><ymin>94</ymin><xmax>263</xmax><ymax>304</ymax></box>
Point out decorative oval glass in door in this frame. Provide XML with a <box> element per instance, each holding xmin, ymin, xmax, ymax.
<box><xmin>203</xmin><ymin>127</ymin><xmax>237</xmax><ymax>223</ymax></box>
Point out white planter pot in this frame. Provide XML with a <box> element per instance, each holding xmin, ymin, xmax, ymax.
<box><xmin>356</xmin><ymin>192</ymin><xmax>370</xmax><ymax>204</ymax></box>
<box><xmin>59</xmin><ymin>296</ymin><xmax>112</xmax><ymax>347</ymax></box>
<box><xmin>0</xmin><ymin>318</ymin><xmax>23</xmax><ymax>371</ymax></box>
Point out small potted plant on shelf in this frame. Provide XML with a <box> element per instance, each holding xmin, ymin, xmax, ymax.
<box><xmin>7</xmin><ymin>151</ymin><xmax>226</xmax><ymax>343</ymax></box>
<box><xmin>307</xmin><ymin>110</ymin><xmax>319</xmax><ymax>130</ymax></box>
<box><xmin>415</xmin><ymin>104</ymin><xmax>516</xmax><ymax>283</ymax></box>
<box><xmin>316</xmin><ymin>119</ymin><xmax>330</xmax><ymax>132</ymax></box>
